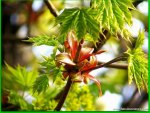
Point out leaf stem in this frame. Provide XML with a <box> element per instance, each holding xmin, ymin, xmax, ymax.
<box><xmin>44</xmin><ymin>0</ymin><xmax>58</xmax><ymax>17</ymax></box>
<box><xmin>54</xmin><ymin>77</ymin><xmax>72</xmax><ymax>111</ymax></box>
<box><xmin>83</xmin><ymin>54</ymin><xmax>127</xmax><ymax>73</ymax></box>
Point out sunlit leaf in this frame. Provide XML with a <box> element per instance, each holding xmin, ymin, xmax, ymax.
<box><xmin>91</xmin><ymin>0</ymin><xmax>135</xmax><ymax>40</ymax></box>
<box><xmin>126</xmin><ymin>31</ymin><xmax>148</xmax><ymax>93</ymax></box>
<box><xmin>28</xmin><ymin>35</ymin><xmax>60</xmax><ymax>46</ymax></box>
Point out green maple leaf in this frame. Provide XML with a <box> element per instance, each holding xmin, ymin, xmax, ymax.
<box><xmin>33</xmin><ymin>74</ymin><xmax>49</xmax><ymax>94</ymax></box>
<box><xmin>91</xmin><ymin>0</ymin><xmax>135</xmax><ymax>40</ymax></box>
<box><xmin>55</xmin><ymin>8</ymin><xmax>99</xmax><ymax>42</ymax></box>
<box><xmin>126</xmin><ymin>31</ymin><xmax>148</xmax><ymax>93</ymax></box>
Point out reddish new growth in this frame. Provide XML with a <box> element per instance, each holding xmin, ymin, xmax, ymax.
<box><xmin>56</xmin><ymin>31</ymin><xmax>105</xmax><ymax>96</ymax></box>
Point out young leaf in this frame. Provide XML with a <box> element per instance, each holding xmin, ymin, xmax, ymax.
<box><xmin>55</xmin><ymin>8</ymin><xmax>99</xmax><ymax>42</ymax></box>
<box><xmin>91</xmin><ymin>0</ymin><xmax>135</xmax><ymax>40</ymax></box>
<box><xmin>40</xmin><ymin>52</ymin><xmax>64</xmax><ymax>82</ymax></box>
<box><xmin>28</xmin><ymin>35</ymin><xmax>60</xmax><ymax>46</ymax></box>
<box><xmin>33</xmin><ymin>74</ymin><xmax>49</xmax><ymax>94</ymax></box>
<box><xmin>126</xmin><ymin>31</ymin><xmax>148</xmax><ymax>93</ymax></box>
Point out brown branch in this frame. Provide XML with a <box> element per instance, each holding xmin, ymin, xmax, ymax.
<box><xmin>94</xmin><ymin>56</ymin><xmax>127</xmax><ymax>70</ymax></box>
<box><xmin>98</xmin><ymin>61</ymin><xmax>128</xmax><ymax>69</ymax></box>
<box><xmin>54</xmin><ymin>77</ymin><xmax>72</xmax><ymax>111</ymax></box>
<box><xmin>44</xmin><ymin>0</ymin><xmax>58</xmax><ymax>17</ymax></box>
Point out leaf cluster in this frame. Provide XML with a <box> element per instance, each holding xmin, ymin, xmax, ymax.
<box><xmin>126</xmin><ymin>31</ymin><xmax>148</xmax><ymax>93</ymax></box>
<box><xmin>3</xmin><ymin>63</ymin><xmax>38</xmax><ymax>91</ymax></box>
<box><xmin>32</xmin><ymin>48</ymin><xmax>64</xmax><ymax>94</ymax></box>
<box><xmin>28</xmin><ymin>34</ymin><xmax>65</xmax><ymax>94</ymax></box>
<box><xmin>2</xmin><ymin>64</ymin><xmax>38</xmax><ymax>110</ymax></box>
<box><xmin>40</xmin><ymin>55</ymin><xmax>64</xmax><ymax>82</ymax></box>
<box><xmin>8</xmin><ymin>91</ymin><xmax>33</xmax><ymax>110</ymax></box>
<box><xmin>32</xmin><ymin>79</ymin><xmax>95</xmax><ymax>111</ymax></box>
<box><xmin>64</xmin><ymin>84</ymin><xmax>95</xmax><ymax>111</ymax></box>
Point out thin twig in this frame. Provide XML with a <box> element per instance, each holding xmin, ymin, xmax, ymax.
<box><xmin>98</xmin><ymin>62</ymin><xmax>128</xmax><ymax>69</ymax></box>
<box><xmin>44</xmin><ymin>0</ymin><xmax>58</xmax><ymax>17</ymax></box>
<box><xmin>54</xmin><ymin>77</ymin><xmax>72</xmax><ymax>111</ymax></box>
<box><xmin>93</xmin><ymin>56</ymin><xmax>127</xmax><ymax>70</ymax></box>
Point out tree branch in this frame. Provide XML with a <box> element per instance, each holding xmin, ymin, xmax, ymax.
<box><xmin>54</xmin><ymin>77</ymin><xmax>72</xmax><ymax>111</ymax></box>
<box><xmin>96</xmin><ymin>56</ymin><xmax>127</xmax><ymax>69</ymax></box>
<box><xmin>98</xmin><ymin>61</ymin><xmax>128</xmax><ymax>69</ymax></box>
<box><xmin>44</xmin><ymin>0</ymin><xmax>58</xmax><ymax>17</ymax></box>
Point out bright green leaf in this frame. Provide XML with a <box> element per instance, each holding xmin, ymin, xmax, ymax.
<box><xmin>28</xmin><ymin>35</ymin><xmax>60</xmax><ymax>46</ymax></box>
<box><xmin>91</xmin><ymin>0</ymin><xmax>135</xmax><ymax>40</ymax></box>
<box><xmin>126</xmin><ymin>31</ymin><xmax>148</xmax><ymax>93</ymax></box>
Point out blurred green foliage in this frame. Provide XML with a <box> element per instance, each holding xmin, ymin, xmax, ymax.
<box><xmin>89</xmin><ymin>69</ymin><xmax>128</xmax><ymax>98</ymax></box>
<box><xmin>65</xmin><ymin>84</ymin><xmax>95</xmax><ymax>111</ymax></box>
<box><xmin>2</xmin><ymin>63</ymin><xmax>38</xmax><ymax>91</ymax></box>
<box><xmin>2</xmin><ymin>64</ymin><xmax>96</xmax><ymax>111</ymax></box>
